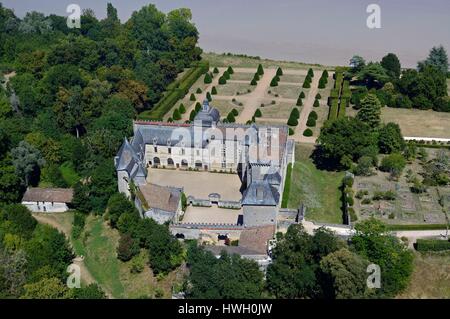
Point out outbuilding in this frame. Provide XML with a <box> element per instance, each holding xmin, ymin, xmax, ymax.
<box><xmin>21</xmin><ymin>188</ymin><xmax>74</xmax><ymax>213</ymax></box>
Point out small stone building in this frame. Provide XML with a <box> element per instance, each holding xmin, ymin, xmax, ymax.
<box><xmin>21</xmin><ymin>188</ymin><xmax>74</xmax><ymax>213</ymax></box>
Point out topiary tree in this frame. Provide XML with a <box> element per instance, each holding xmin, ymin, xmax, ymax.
<box><xmin>270</xmin><ymin>77</ymin><xmax>279</xmax><ymax>87</ymax></box>
<box><xmin>227</xmin><ymin>66</ymin><xmax>234</xmax><ymax>74</ymax></box>
<box><xmin>190</xmin><ymin>93</ymin><xmax>196</xmax><ymax>101</ymax></box>
<box><xmin>204</xmin><ymin>73</ymin><xmax>212</xmax><ymax>84</ymax></box>
<box><xmin>303</xmin><ymin>79</ymin><xmax>311</xmax><ymax>88</ymax></box>
<box><xmin>309</xmin><ymin>111</ymin><xmax>318</xmax><ymax>120</ymax></box>
<box><xmin>196</xmin><ymin>88</ymin><xmax>202</xmax><ymax>94</ymax></box>
<box><xmin>173</xmin><ymin>108</ymin><xmax>181</xmax><ymax>120</ymax></box>
<box><xmin>356</xmin><ymin>93</ymin><xmax>382</xmax><ymax>129</ymax></box>
<box><xmin>303</xmin><ymin>128</ymin><xmax>313</xmax><ymax>137</ymax></box>
<box><xmin>313</xmin><ymin>99</ymin><xmax>320</xmax><ymax>107</ymax></box>
<box><xmin>288</xmin><ymin>128</ymin><xmax>294</xmax><ymax>136</ymax></box>
<box><xmin>291</xmin><ymin>107</ymin><xmax>300</xmax><ymax>119</ymax></box>
<box><xmin>227</xmin><ymin>112</ymin><xmax>236</xmax><ymax>123</ymax></box>
<box><xmin>167</xmin><ymin>117</ymin><xmax>173</xmax><ymax>123</ymax></box>
<box><xmin>287</xmin><ymin>111</ymin><xmax>299</xmax><ymax>126</ymax></box>
<box><xmin>318</xmin><ymin>77</ymin><xmax>327</xmax><ymax>89</ymax></box>
<box><xmin>211</xmin><ymin>86</ymin><xmax>217</xmax><ymax>95</ymax></box>
<box><xmin>232</xmin><ymin>108</ymin><xmax>239</xmax><ymax>116</ymax></box>
<box><xmin>257</xmin><ymin>64</ymin><xmax>264</xmax><ymax>75</ymax></box>
<box><xmin>300</xmin><ymin>91</ymin><xmax>306</xmax><ymax>99</ymax></box>
<box><xmin>308</xmin><ymin>68</ymin><xmax>314</xmax><ymax>78</ymax></box>
<box><xmin>306</xmin><ymin>118</ymin><xmax>316</xmax><ymax>127</ymax></box>
<box><xmin>276</xmin><ymin>67</ymin><xmax>283</xmax><ymax>76</ymax></box>
<box><xmin>206</xmin><ymin>92</ymin><xmax>212</xmax><ymax>102</ymax></box>
<box><xmin>315</xmin><ymin>93</ymin><xmax>322</xmax><ymax>100</ymax></box>
<box><xmin>251</xmin><ymin>79</ymin><xmax>257</xmax><ymax>86</ymax></box>
<box><xmin>219</xmin><ymin>76</ymin><xmax>227</xmax><ymax>85</ymax></box>
<box><xmin>223</xmin><ymin>70</ymin><xmax>230</xmax><ymax>80</ymax></box>
<box><xmin>195</xmin><ymin>102</ymin><xmax>202</xmax><ymax>112</ymax></box>
<box><xmin>179</xmin><ymin>103</ymin><xmax>186</xmax><ymax>114</ymax></box>
<box><xmin>322</xmin><ymin>70</ymin><xmax>329</xmax><ymax>78</ymax></box>
<box><xmin>253</xmin><ymin>73</ymin><xmax>260</xmax><ymax>81</ymax></box>
<box><xmin>189</xmin><ymin>110</ymin><xmax>196</xmax><ymax>121</ymax></box>
<box><xmin>254</xmin><ymin>109</ymin><xmax>262</xmax><ymax>118</ymax></box>
<box><xmin>213</xmin><ymin>67</ymin><xmax>219</xmax><ymax>74</ymax></box>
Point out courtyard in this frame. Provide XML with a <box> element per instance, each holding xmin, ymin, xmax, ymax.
<box><xmin>147</xmin><ymin>168</ymin><xmax>243</xmax><ymax>201</ymax></box>
<box><xmin>182</xmin><ymin>206</ymin><xmax>242</xmax><ymax>225</ymax></box>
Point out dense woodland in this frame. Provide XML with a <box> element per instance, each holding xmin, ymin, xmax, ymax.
<box><xmin>0</xmin><ymin>3</ymin><xmax>200</xmax><ymax>298</ymax></box>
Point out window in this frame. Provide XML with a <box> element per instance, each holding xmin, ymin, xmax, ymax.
<box><xmin>154</xmin><ymin>146</ymin><xmax>157</xmax><ymax>153</ymax></box>
<box><xmin>181</xmin><ymin>148</ymin><xmax>185</xmax><ymax>155</ymax></box>
<box><xmin>196</xmin><ymin>150</ymin><xmax>200</xmax><ymax>156</ymax></box>
<box><xmin>168</xmin><ymin>147</ymin><xmax>171</xmax><ymax>154</ymax></box>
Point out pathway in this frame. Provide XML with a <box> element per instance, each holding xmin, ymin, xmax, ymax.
<box><xmin>235</xmin><ymin>68</ymin><xmax>277</xmax><ymax>123</ymax></box>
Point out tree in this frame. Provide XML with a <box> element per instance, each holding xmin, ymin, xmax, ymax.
<box><xmin>72</xmin><ymin>283</ymin><xmax>106</xmax><ymax>299</ymax></box>
<box><xmin>173</xmin><ymin>108</ymin><xmax>181</xmax><ymax>120</ymax></box>
<box><xmin>226</xmin><ymin>112</ymin><xmax>235</xmax><ymax>123</ymax></box>
<box><xmin>380</xmin><ymin>153</ymin><xmax>406</xmax><ymax>178</ymax></box>
<box><xmin>270</xmin><ymin>77</ymin><xmax>278</xmax><ymax>87</ymax></box>
<box><xmin>0</xmin><ymin>248</ymin><xmax>27</xmax><ymax>298</ymax></box>
<box><xmin>11</xmin><ymin>141</ymin><xmax>45</xmax><ymax>186</ymax></box>
<box><xmin>381</xmin><ymin>53</ymin><xmax>401</xmax><ymax>79</ymax></box>
<box><xmin>356</xmin><ymin>94</ymin><xmax>382</xmax><ymax>129</ymax></box>
<box><xmin>353</xmin><ymin>156</ymin><xmax>375</xmax><ymax>176</ymax></box>
<box><xmin>300</xmin><ymin>91</ymin><xmax>306</xmax><ymax>99</ymax></box>
<box><xmin>308</xmin><ymin>68</ymin><xmax>314</xmax><ymax>78</ymax></box>
<box><xmin>320</xmin><ymin>248</ymin><xmax>371</xmax><ymax>299</ymax></box>
<box><xmin>179</xmin><ymin>103</ymin><xmax>186</xmax><ymax>114</ymax></box>
<box><xmin>352</xmin><ymin>218</ymin><xmax>414</xmax><ymax>297</ymax></box>
<box><xmin>254</xmin><ymin>109</ymin><xmax>262</xmax><ymax>118</ymax></box>
<box><xmin>313</xmin><ymin>99</ymin><xmax>320</xmax><ymax>107</ymax></box>
<box><xmin>117</xmin><ymin>233</ymin><xmax>140</xmax><ymax>261</ymax></box>
<box><xmin>357</xmin><ymin>63</ymin><xmax>390</xmax><ymax>88</ymax></box>
<box><xmin>276</xmin><ymin>67</ymin><xmax>283</xmax><ymax>76</ymax></box>
<box><xmin>218</xmin><ymin>76</ymin><xmax>226</xmax><ymax>85</ymax></box>
<box><xmin>211</xmin><ymin>86</ymin><xmax>217</xmax><ymax>95</ymax></box>
<box><xmin>419</xmin><ymin>45</ymin><xmax>449</xmax><ymax>74</ymax></box>
<box><xmin>296</xmin><ymin>98</ymin><xmax>303</xmax><ymax>106</ymax></box>
<box><xmin>349</xmin><ymin>55</ymin><xmax>366</xmax><ymax>73</ymax></box>
<box><xmin>204</xmin><ymin>73</ymin><xmax>212</xmax><ymax>84</ymax></box>
<box><xmin>378</xmin><ymin>123</ymin><xmax>405</xmax><ymax>154</ymax></box>
<box><xmin>21</xmin><ymin>277</ymin><xmax>70</xmax><ymax>299</ymax></box>
<box><xmin>206</xmin><ymin>92</ymin><xmax>212</xmax><ymax>102</ymax></box>
<box><xmin>318</xmin><ymin>117</ymin><xmax>378</xmax><ymax>166</ymax></box>
<box><xmin>227</xmin><ymin>66</ymin><xmax>234</xmax><ymax>74</ymax></box>
<box><xmin>190</xmin><ymin>93</ymin><xmax>196</xmax><ymax>101</ymax></box>
<box><xmin>213</xmin><ymin>67</ymin><xmax>219</xmax><ymax>74</ymax></box>
<box><xmin>0</xmin><ymin>162</ymin><xmax>23</xmax><ymax>204</ymax></box>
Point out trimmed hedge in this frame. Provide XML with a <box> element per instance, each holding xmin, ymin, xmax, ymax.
<box><xmin>257</xmin><ymin>64</ymin><xmax>264</xmax><ymax>75</ymax></box>
<box><xmin>137</xmin><ymin>61</ymin><xmax>209</xmax><ymax>121</ymax></box>
<box><xmin>211</xmin><ymin>86</ymin><xmax>217</xmax><ymax>95</ymax></box>
<box><xmin>296</xmin><ymin>98</ymin><xmax>303</xmax><ymax>106</ymax></box>
<box><xmin>303</xmin><ymin>128</ymin><xmax>313</xmax><ymax>137</ymax></box>
<box><xmin>281</xmin><ymin>163</ymin><xmax>293</xmax><ymax>208</ymax></box>
<box><xmin>306</xmin><ymin>118</ymin><xmax>316</xmax><ymax>127</ymax></box>
<box><xmin>308</xmin><ymin>111</ymin><xmax>318</xmax><ymax>121</ymax></box>
<box><xmin>219</xmin><ymin>76</ymin><xmax>227</xmax><ymax>85</ymax></box>
<box><xmin>204</xmin><ymin>73</ymin><xmax>212</xmax><ymax>84</ymax></box>
<box><xmin>300</xmin><ymin>91</ymin><xmax>306</xmax><ymax>99</ymax></box>
<box><xmin>416</xmin><ymin>239</ymin><xmax>450</xmax><ymax>252</ymax></box>
<box><xmin>385</xmin><ymin>224</ymin><xmax>449</xmax><ymax>231</ymax></box>
<box><xmin>313</xmin><ymin>99</ymin><xmax>320</xmax><ymax>107</ymax></box>
<box><xmin>276</xmin><ymin>67</ymin><xmax>283</xmax><ymax>76</ymax></box>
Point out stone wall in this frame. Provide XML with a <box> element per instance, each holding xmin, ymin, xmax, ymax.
<box><xmin>22</xmin><ymin>201</ymin><xmax>69</xmax><ymax>213</ymax></box>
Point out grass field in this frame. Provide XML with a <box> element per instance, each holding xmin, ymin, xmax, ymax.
<box><xmin>381</xmin><ymin>107</ymin><xmax>450</xmax><ymax>138</ymax></box>
<box><xmin>286</xmin><ymin>143</ymin><xmax>344</xmax><ymax>224</ymax></box>
<box><xmin>203</xmin><ymin>52</ymin><xmax>333</xmax><ymax>70</ymax></box>
<box><xmin>398</xmin><ymin>251</ymin><xmax>450</xmax><ymax>299</ymax></box>
<box><xmin>216</xmin><ymin>82</ymin><xmax>253</xmax><ymax>96</ymax></box>
<box><xmin>208</xmin><ymin>99</ymin><xmax>244</xmax><ymax>118</ymax></box>
<box><xmin>260</xmin><ymin>102</ymin><xmax>297</xmax><ymax>119</ymax></box>
<box><xmin>71</xmin><ymin>216</ymin><xmax>185</xmax><ymax>299</ymax></box>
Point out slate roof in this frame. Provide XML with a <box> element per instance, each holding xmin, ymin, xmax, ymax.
<box><xmin>22</xmin><ymin>188</ymin><xmax>74</xmax><ymax>203</ymax></box>
<box><xmin>241</xmin><ymin>181</ymin><xmax>280</xmax><ymax>206</ymax></box>
<box><xmin>139</xmin><ymin>183</ymin><xmax>181</xmax><ymax>213</ymax></box>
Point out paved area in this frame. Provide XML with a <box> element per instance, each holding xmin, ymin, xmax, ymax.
<box><xmin>147</xmin><ymin>168</ymin><xmax>242</xmax><ymax>201</ymax></box>
<box><xmin>182</xmin><ymin>206</ymin><xmax>242</xmax><ymax>224</ymax></box>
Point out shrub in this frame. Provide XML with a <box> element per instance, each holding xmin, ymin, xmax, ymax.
<box><xmin>218</xmin><ymin>76</ymin><xmax>227</xmax><ymax>85</ymax></box>
<box><xmin>204</xmin><ymin>73</ymin><xmax>212</xmax><ymax>84</ymax></box>
<box><xmin>117</xmin><ymin>234</ymin><xmax>140</xmax><ymax>262</ymax></box>
<box><xmin>195</xmin><ymin>102</ymin><xmax>202</xmax><ymax>112</ymax></box>
<box><xmin>380</xmin><ymin>153</ymin><xmax>406</xmax><ymax>177</ymax></box>
<box><xmin>232</xmin><ymin>108</ymin><xmax>239</xmax><ymax>116</ymax></box>
<box><xmin>172</xmin><ymin>108</ymin><xmax>181</xmax><ymax>121</ymax></box>
<box><xmin>196</xmin><ymin>88</ymin><xmax>202</xmax><ymax>94</ymax></box>
<box><xmin>250</xmin><ymin>79</ymin><xmax>257</xmax><ymax>86</ymax></box>
<box><xmin>213</xmin><ymin>67</ymin><xmax>219</xmax><ymax>74</ymax></box>
<box><xmin>257</xmin><ymin>64</ymin><xmax>264</xmax><ymax>75</ymax></box>
<box><xmin>291</xmin><ymin>107</ymin><xmax>300</xmax><ymax>119</ymax></box>
<box><xmin>307</xmin><ymin>68</ymin><xmax>314</xmax><ymax>78</ymax></box>
<box><xmin>206</xmin><ymin>92</ymin><xmax>212</xmax><ymax>102</ymax></box>
<box><xmin>270</xmin><ymin>77</ymin><xmax>279</xmax><ymax>87</ymax></box>
<box><xmin>306</xmin><ymin>118</ymin><xmax>316</xmax><ymax>127</ymax></box>
<box><xmin>253</xmin><ymin>73</ymin><xmax>260</xmax><ymax>81</ymax></box>
<box><xmin>226</xmin><ymin>112</ymin><xmax>236</xmax><ymax>123</ymax></box>
<box><xmin>223</xmin><ymin>70</ymin><xmax>230</xmax><ymax>80</ymax></box>
<box><xmin>318</xmin><ymin>77</ymin><xmax>326</xmax><ymax>89</ymax></box>
<box><xmin>211</xmin><ymin>86</ymin><xmax>217</xmax><ymax>95</ymax></box>
<box><xmin>288</xmin><ymin>128</ymin><xmax>294</xmax><ymax>136</ymax></box>
<box><xmin>315</xmin><ymin>93</ymin><xmax>322</xmax><ymax>99</ymax></box>
<box><xmin>416</xmin><ymin>239</ymin><xmax>450</xmax><ymax>252</ymax></box>
<box><xmin>303</xmin><ymin>79</ymin><xmax>311</xmax><ymax>88</ymax></box>
<box><xmin>178</xmin><ymin>103</ymin><xmax>186</xmax><ymax>114</ymax></box>
<box><xmin>254</xmin><ymin>109</ymin><xmax>262</xmax><ymax>118</ymax></box>
<box><xmin>313</xmin><ymin>99</ymin><xmax>320</xmax><ymax>107</ymax></box>
<box><xmin>361</xmin><ymin>198</ymin><xmax>372</xmax><ymax>205</ymax></box>
<box><xmin>303</xmin><ymin>128</ymin><xmax>313</xmax><ymax>137</ymax></box>
<box><xmin>300</xmin><ymin>91</ymin><xmax>306</xmax><ymax>99</ymax></box>
<box><xmin>130</xmin><ymin>253</ymin><xmax>146</xmax><ymax>274</ymax></box>
<box><xmin>276</xmin><ymin>67</ymin><xmax>283</xmax><ymax>76</ymax></box>
<box><xmin>308</xmin><ymin>111</ymin><xmax>318</xmax><ymax>120</ymax></box>
<box><xmin>227</xmin><ymin>66</ymin><xmax>234</xmax><ymax>74</ymax></box>
<box><xmin>190</xmin><ymin>93</ymin><xmax>196</xmax><ymax>101</ymax></box>
<box><xmin>189</xmin><ymin>110</ymin><xmax>196</xmax><ymax>121</ymax></box>
<box><xmin>296</xmin><ymin>98</ymin><xmax>303</xmax><ymax>106</ymax></box>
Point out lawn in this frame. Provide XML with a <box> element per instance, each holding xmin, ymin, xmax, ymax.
<box><xmin>286</xmin><ymin>143</ymin><xmax>344</xmax><ymax>224</ymax></box>
<box><xmin>397</xmin><ymin>251</ymin><xmax>450</xmax><ymax>299</ymax></box>
<box><xmin>211</xmin><ymin>99</ymin><xmax>244</xmax><ymax>117</ymax></box>
<box><xmin>59</xmin><ymin>161</ymin><xmax>81</xmax><ymax>186</ymax></box>
<box><xmin>73</xmin><ymin>215</ymin><xmax>186</xmax><ymax>299</ymax></box>
<box><xmin>216</xmin><ymin>82</ymin><xmax>253</xmax><ymax>96</ymax></box>
<box><xmin>260</xmin><ymin>102</ymin><xmax>297</xmax><ymax>119</ymax></box>
<box><xmin>269</xmin><ymin>83</ymin><xmax>303</xmax><ymax>100</ymax></box>
<box><xmin>203</xmin><ymin>52</ymin><xmax>332</xmax><ymax>70</ymax></box>
<box><xmin>381</xmin><ymin>107</ymin><xmax>450</xmax><ymax>138</ymax></box>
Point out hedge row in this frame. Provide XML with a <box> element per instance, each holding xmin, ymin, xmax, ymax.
<box><xmin>416</xmin><ymin>239</ymin><xmax>450</xmax><ymax>252</ymax></box>
<box><xmin>342</xmin><ymin>174</ymin><xmax>355</xmax><ymax>224</ymax></box>
<box><xmin>385</xmin><ymin>224</ymin><xmax>449</xmax><ymax>231</ymax></box>
<box><xmin>138</xmin><ymin>61</ymin><xmax>209</xmax><ymax>120</ymax></box>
